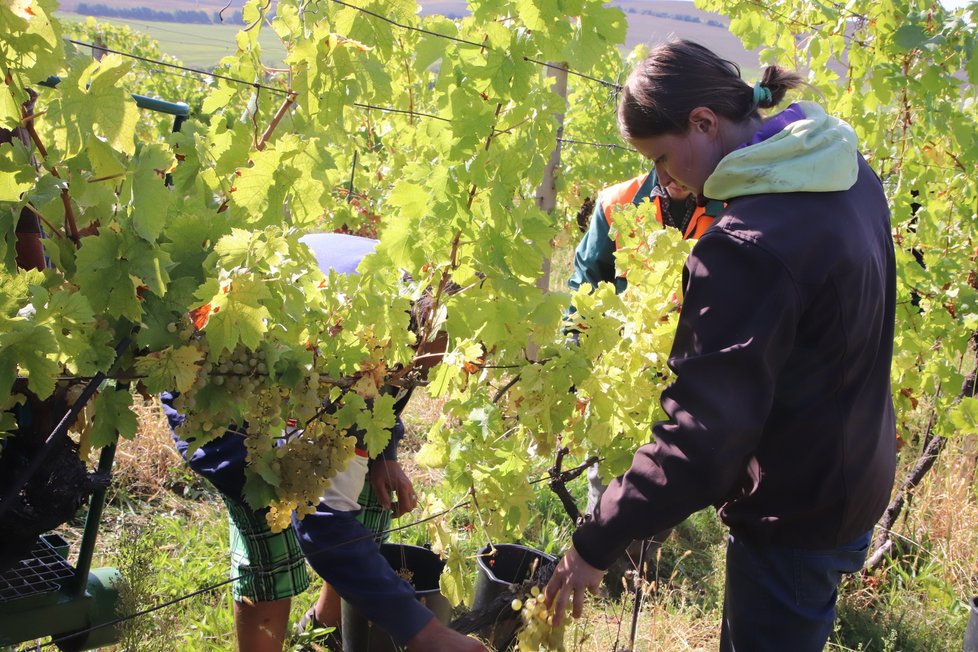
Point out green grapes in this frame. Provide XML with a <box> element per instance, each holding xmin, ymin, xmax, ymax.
<box><xmin>514</xmin><ymin>585</ymin><xmax>566</xmax><ymax>652</ymax></box>
<box><xmin>173</xmin><ymin>339</ymin><xmax>361</xmax><ymax>529</ymax></box>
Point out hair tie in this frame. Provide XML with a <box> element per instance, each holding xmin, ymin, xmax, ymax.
<box><xmin>752</xmin><ymin>81</ymin><xmax>773</xmax><ymax>108</ymax></box>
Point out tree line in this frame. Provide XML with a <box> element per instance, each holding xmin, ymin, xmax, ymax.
<box><xmin>622</xmin><ymin>6</ymin><xmax>725</xmax><ymax>28</ymax></box>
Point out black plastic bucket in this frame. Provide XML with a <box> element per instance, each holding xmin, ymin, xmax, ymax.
<box><xmin>340</xmin><ymin>543</ymin><xmax>452</xmax><ymax>652</ymax></box>
<box><xmin>964</xmin><ymin>596</ymin><xmax>978</xmax><ymax>652</ymax></box>
<box><xmin>470</xmin><ymin>543</ymin><xmax>557</xmax><ymax>649</ymax></box>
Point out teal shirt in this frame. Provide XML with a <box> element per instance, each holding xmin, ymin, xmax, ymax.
<box><xmin>568</xmin><ymin>169</ymin><xmax>660</xmax><ymax>296</ymax></box>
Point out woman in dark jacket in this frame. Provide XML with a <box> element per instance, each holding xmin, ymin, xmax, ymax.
<box><xmin>546</xmin><ymin>40</ymin><xmax>896</xmax><ymax>652</ymax></box>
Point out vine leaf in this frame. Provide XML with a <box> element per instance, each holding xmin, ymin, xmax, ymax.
<box><xmin>90</xmin><ymin>385</ymin><xmax>138</xmax><ymax>448</ymax></box>
<box><xmin>362</xmin><ymin>392</ymin><xmax>396</xmax><ymax>458</ymax></box>
<box><xmin>439</xmin><ymin>547</ymin><xmax>471</xmax><ymax>608</ymax></box>
<box><xmin>0</xmin><ymin>142</ymin><xmax>35</xmax><ymax>202</ymax></box>
<box><xmin>0</xmin><ymin>85</ymin><xmax>21</xmax><ymax>131</ymax></box>
<box><xmin>949</xmin><ymin>396</ymin><xmax>978</xmax><ymax>433</ymax></box>
<box><xmin>204</xmin><ymin>276</ymin><xmax>272</xmax><ymax>354</ymax></box>
<box><xmin>66</xmin><ymin>54</ymin><xmax>139</xmax><ymax>156</ymax></box>
<box><xmin>126</xmin><ymin>143</ymin><xmax>174</xmax><ymax>242</ymax></box>
<box><xmin>243</xmin><ymin>472</ymin><xmax>279</xmax><ymax>510</ymax></box>
<box><xmin>135</xmin><ymin>345</ymin><xmax>204</xmax><ymax>394</ymax></box>
<box><xmin>892</xmin><ymin>24</ymin><xmax>928</xmax><ymax>51</ymax></box>
<box><xmin>75</xmin><ymin>232</ymin><xmax>141</xmax><ymax>320</ymax></box>
<box><xmin>0</xmin><ymin>323</ymin><xmax>60</xmax><ymax>400</ymax></box>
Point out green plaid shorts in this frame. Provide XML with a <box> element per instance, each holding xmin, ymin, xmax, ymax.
<box><xmin>356</xmin><ymin>479</ymin><xmax>392</xmax><ymax>543</ymax></box>
<box><xmin>224</xmin><ymin>497</ymin><xmax>310</xmax><ymax>602</ymax></box>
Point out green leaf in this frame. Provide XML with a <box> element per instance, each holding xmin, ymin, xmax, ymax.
<box><xmin>89</xmin><ymin>385</ymin><xmax>138</xmax><ymax>448</ymax></box>
<box><xmin>75</xmin><ymin>231</ymin><xmax>142</xmax><ymax>321</ymax></box>
<box><xmin>893</xmin><ymin>24</ymin><xmax>928</xmax><ymax>51</ymax></box>
<box><xmin>83</xmin><ymin>134</ymin><xmax>127</xmax><ymax>180</ymax></box>
<box><xmin>203</xmin><ymin>275</ymin><xmax>272</xmax><ymax>354</ymax></box>
<box><xmin>201</xmin><ymin>85</ymin><xmax>237</xmax><ymax>115</ymax></box>
<box><xmin>439</xmin><ymin>548</ymin><xmax>473</xmax><ymax>608</ymax></box>
<box><xmin>82</xmin><ymin>54</ymin><xmax>139</xmax><ymax>155</ymax></box>
<box><xmin>0</xmin><ymin>85</ymin><xmax>21</xmax><ymax>132</ymax></box>
<box><xmin>0</xmin><ymin>141</ymin><xmax>35</xmax><ymax>202</ymax></box>
<box><xmin>126</xmin><ymin>144</ymin><xmax>174</xmax><ymax>242</ymax></box>
<box><xmin>0</xmin><ymin>322</ymin><xmax>60</xmax><ymax>399</ymax></box>
<box><xmin>243</xmin><ymin>472</ymin><xmax>279</xmax><ymax>510</ymax></box>
<box><xmin>387</xmin><ymin>180</ymin><xmax>429</xmax><ymax>221</ymax></box>
<box><xmin>230</xmin><ymin>147</ymin><xmax>284</xmax><ymax>221</ymax></box>
<box><xmin>134</xmin><ymin>345</ymin><xmax>204</xmax><ymax>394</ymax></box>
<box><xmin>362</xmin><ymin>393</ymin><xmax>395</xmax><ymax>458</ymax></box>
<box><xmin>127</xmin><ymin>238</ymin><xmax>174</xmax><ymax>299</ymax></box>
<box><xmin>949</xmin><ymin>397</ymin><xmax>978</xmax><ymax>435</ymax></box>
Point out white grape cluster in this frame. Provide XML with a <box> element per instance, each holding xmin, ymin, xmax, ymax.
<box><xmin>264</xmin><ymin>417</ymin><xmax>357</xmax><ymax>531</ymax></box>
<box><xmin>170</xmin><ymin>342</ymin><xmax>282</xmax><ymax>440</ymax></box>
<box><xmin>170</xmin><ymin>339</ymin><xmax>356</xmax><ymax>530</ymax></box>
<box><xmin>512</xmin><ymin>585</ymin><xmax>566</xmax><ymax>651</ymax></box>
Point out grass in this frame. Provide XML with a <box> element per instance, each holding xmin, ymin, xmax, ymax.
<box><xmin>8</xmin><ymin>396</ymin><xmax>977</xmax><ymax>651</ymax></box>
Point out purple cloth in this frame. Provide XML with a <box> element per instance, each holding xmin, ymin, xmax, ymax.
<box><xmin>738</xmin><ymin>103</ymin><xmax>807</xmax><ymax>149</ymax></box>
<box><xmin>300</xmin><ymin>232</ymin><xmax>378</xmax><ymax>275</ymax></box>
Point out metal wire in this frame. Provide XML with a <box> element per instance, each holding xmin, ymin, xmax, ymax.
<box><xmin>63</xmin><ymin>38</ymin><xmax>292</xmax><ymax>96</ymax></box>
<box><xmin>558</xmin><ymin>137</ymin><xmax>636</xmax><ymax>152</ymax></box>
<box><xmin>38</xmin><ymin>496</ymin><xmax>471</xmax><ymax>649</ymax></box>
<box><xmin>326</xmin><ymin>0</ymin><xmax>620</xmax><ymax>89</ymax></box>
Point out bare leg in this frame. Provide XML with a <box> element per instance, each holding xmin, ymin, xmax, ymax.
<box><xmin>234</xmin><ymin>598</ymin><xmax>291</xmax><ymax>652</ymax></box>
<box><xmin>315</xmin><ymin>583</ymin><xmax>341</xmax><ymax>629</ymax></box>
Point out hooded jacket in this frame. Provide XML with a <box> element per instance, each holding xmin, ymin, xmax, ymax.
<box><xmin>574</xmin><ymin>103</ymin><xmax>897</xmax><ymax>568</ymax></box>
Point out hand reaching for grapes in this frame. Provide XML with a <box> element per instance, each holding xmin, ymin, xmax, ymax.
<box><xmin>543</xmin><ymin>545</ymin><xmax>605</xmax><ymax>626</ymax></box>
<box><xmin>369</xmin><ymin>459</ymin><xmax>417</xmax><ymax>517</ymax></box>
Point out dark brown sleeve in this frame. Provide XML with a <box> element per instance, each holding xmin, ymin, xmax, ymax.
<box><xmin>573</xmin><ymin>231</ymin><xmax>802</xmax><ymax>570</ymax></box>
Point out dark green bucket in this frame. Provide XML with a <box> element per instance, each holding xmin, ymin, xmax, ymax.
<box><xmin>340</xmin><ymin>544</ymin><xmax>451</xmax><ymax>652</ymax></box>
<box><xmin>470</xmin><ymin>543</ymin><xmax>556</xmax><ymax>649</ymax></box>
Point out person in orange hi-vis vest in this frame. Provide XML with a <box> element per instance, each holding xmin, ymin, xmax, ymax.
<box><xmin>568</xmin><ymin>167</ymin><xmax>724</xmax><ymax>296</ymax></box>
<box><xmin>567</xmin><ymin>169</ymin><xmax>724</xmax><ymax>562</ymax></box>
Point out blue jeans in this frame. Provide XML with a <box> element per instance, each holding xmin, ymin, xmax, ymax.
<box><xmin>721</xmin><ymin>529</ymin><xmax>871</xmax><ymax>652</ymax></box>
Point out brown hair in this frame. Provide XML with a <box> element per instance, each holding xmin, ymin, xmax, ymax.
<box><xmin>617</xmin><ymin>40</ymin><xmax>806</xmax><ymax>139</ymax></box>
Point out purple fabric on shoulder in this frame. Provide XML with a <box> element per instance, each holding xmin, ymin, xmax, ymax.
<box><xmin>738</xmin><ymin>103</ymin><xmax>807</xmax><ymax>149</ymax></box>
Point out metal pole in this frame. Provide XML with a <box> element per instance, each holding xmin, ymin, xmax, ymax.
<box><xmin>73</xmin><ymin>441</ymin><xmax>117</xmax><ymax>596</ymax></box>
<box><xmin>627</xmin><ymin>539</ymin><xmax>650</xmax><ymax>651</ymax></box>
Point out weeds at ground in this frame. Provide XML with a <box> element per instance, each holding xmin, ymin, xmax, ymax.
<box><xmin>114</xmin><ymin>525</ymin><xmax>180</xmax><ymax>651</ymax></box>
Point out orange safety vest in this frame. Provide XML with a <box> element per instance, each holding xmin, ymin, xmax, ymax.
<box><xmin>600</xmin><ymin>172</ymin><xmax>716</xmax><ymax>242</ymax></box>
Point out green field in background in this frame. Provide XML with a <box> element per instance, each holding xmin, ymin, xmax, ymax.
<box><xmin>59</xmin><ymin>12</ymin><xmax>288</xmax><ymax>69</ymax></box>
<box><xmin>58</xmin><ymin>8</ymin><xmax>756</xmax><ymax>73</ymax></box>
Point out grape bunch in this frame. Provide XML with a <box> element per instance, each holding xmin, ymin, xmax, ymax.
<box><xmin>168</xmin><ymin>339</ymin><xmax>357</xmax><ymax>530</ymax></box>
<box><xmin>263</xmin><ymin>416</ymin><xmax>357</xmax><ymax>531</ymax></box>
<box><xmin>512</xmin><ymin>585</ymin><xmax>566</xmax><ymax>651</ymax></box>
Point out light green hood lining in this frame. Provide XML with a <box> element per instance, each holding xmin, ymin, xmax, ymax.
<box><xmin>703</xmin><ymin>101</ymin><xmax>859</xmax><ymax>201</ymax></box>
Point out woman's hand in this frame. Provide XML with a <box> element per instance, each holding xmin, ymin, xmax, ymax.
<box><xmin>543</xmin><ymin>545</ymin><xmax>605</xmax><ymax>626</ymax></box>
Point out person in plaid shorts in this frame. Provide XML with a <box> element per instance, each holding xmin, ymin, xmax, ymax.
<box><xmin>164</xmin><ymin>233</ymin><xmax>483</xmax><ymax>652</ymax></box>
<box><xmin>297</xmin><ymin>385</ymin><xmax>419</xmax><ymax>639</ymax></box>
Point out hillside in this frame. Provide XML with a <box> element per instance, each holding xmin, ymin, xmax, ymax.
<box><xmin>58</xmin><ymin>0</ymin><xmax>759</xmax><ymax>72</ymax></box>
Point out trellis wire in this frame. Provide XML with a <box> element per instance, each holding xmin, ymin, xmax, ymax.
<box><xmin>63</xmin><ymin>38</ymin><xmax>291</xmax><ymax>96</ymax></box>
<box><xmin>36</xmin><ymin>497</ymin><xmax>471</xmax><ymax>650</ymax></box>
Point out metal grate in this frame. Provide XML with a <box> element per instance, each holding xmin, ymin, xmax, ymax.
<box><xmin>0</xmin><ymin>538</ymin><xmax>75</xmax><ymax>604</ymax></box>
